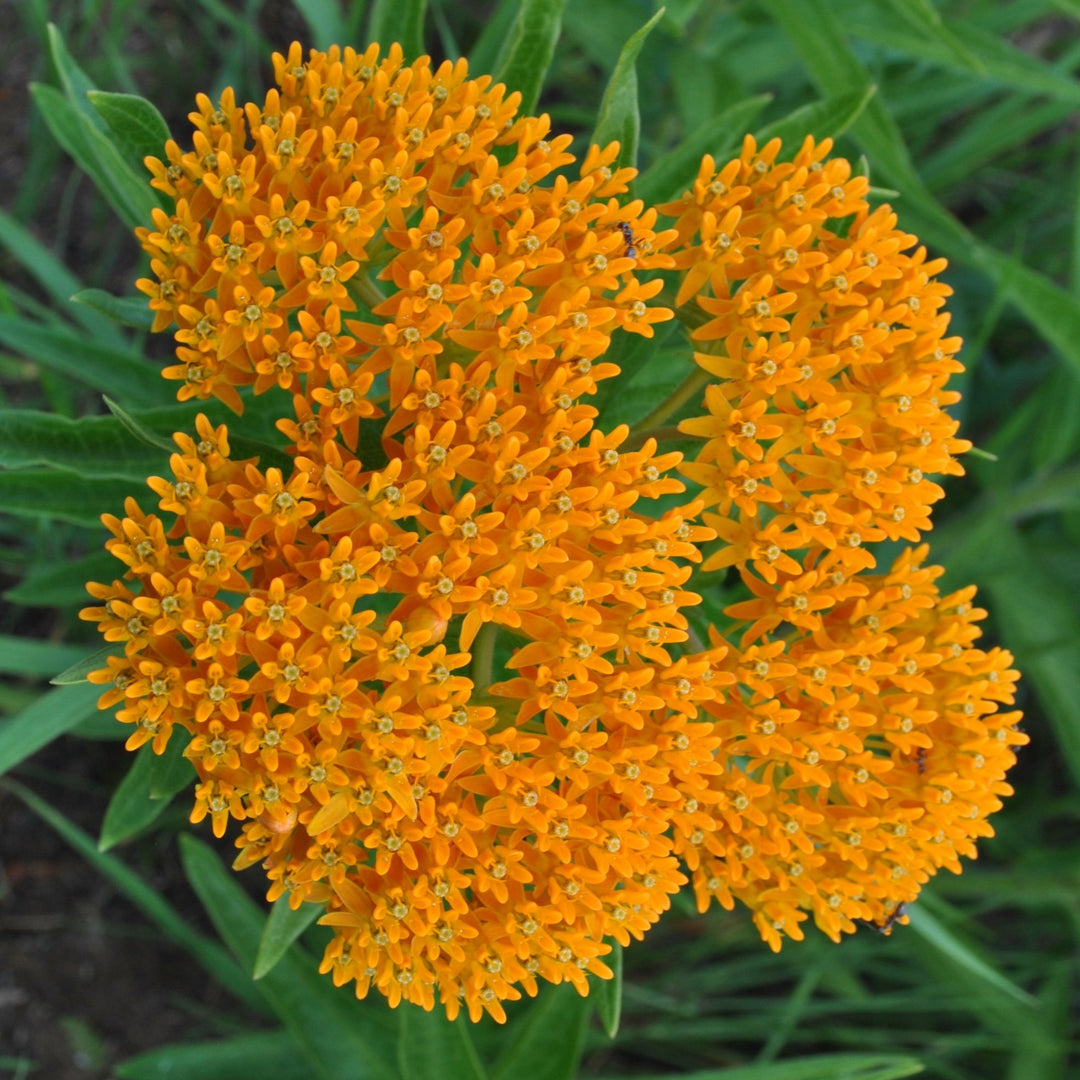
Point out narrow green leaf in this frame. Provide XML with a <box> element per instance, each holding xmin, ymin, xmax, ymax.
<box><xmin>637</xmin><ymin>94</ymin><xmax>772</xmax><ymax>207</ymax></box>
<box><xmin>86</xmin><ymin>90</ymin><xmax>170</xmax><ymax>179</ymax></box>
<box><xmin>592</xmin><ymin>942</ymin><xmax>622</xmax><ymax>1039</ymax></box>
<box><xmin>0</xmin><ymin>409</ymin><xmax>168</xmax><ymax>479</ymax></box>
<box><xmin>755</xmin><ymin>86</ymin><xmax>876</xmax><ymax>151</ymax></box>
<box><xmin>469</xmin><ymin>0</ymin><xmax>523</xmax><ymax>76</ymax></box>
<box><xmin>292</xmin><ymin>0</ymin><xmax>348</xmax><ymax>50</ymax></box>
<box><xmin>592</xmin><ymin>1056</ymin><xmax>925</xmax><ymax>1080</ymax></box>
<box><xmin>0</xmin><ymin>207</ymin><xmax>125</xmax><ymax>346</ymax></box>
<box><xmin>491</xmin><ymin>983</ymin><xmax>591</xmax><ymax>1080</ymax></box>
<box><xmin>115</xmin><ymin>1031</ymin><xmax>310</xmax><ymax>1080</ymax></box>
<box><xmin>30</xmin><ymin>83</ymin><xmax>158</xmax><ymax>229</ymax></box>
<box><xmin>398</xmin><ymin>1006</ymin><xmax>488</xmax><ymax>1080</ymax></box>
<box><xmin>0</xmin><ymin>682</ymin><xmax>102</xmax><ymax>775</ymax></box>
<box><xmin>253</xmin><ymin>896</ymin><xmax>324</xmax><ymax>980</ymax></box>
<box><xmin>4</xmin><ymin>780</ymin><xmax>266</xmax><ymax>1013</ymax></box>
<box><xmin>369</xmin><ymin>0</ymin><xmax>428</xmax><ymax>59</ymax></box>
<box><xmin>4</xmin><ymin>551</ymin><xmax>118</xmax><ymax>609</ymax></box>
<box><xmin>591</xmin><ymin>7</ymin><xmax>666</xmax><ymax>172</ymax></box>
<box><xmin>906</xmin><ymin>905</ymin><xmax>1036</xmax><ymax>1007</ymax></box>
<box><xmin>885</xmin><ymin>0</ymin><xmax>985</xmax><ymax>73</ymax></box>
<box><xmin>51</xmin><ymin>645</ymin><xmax>118</xmax><ymax>686</ymax></box>
<box><xmin>46</xmin><ymin>22</ymin><xmax>105</xmax><ymax>128</ymax></box>
<box><xmin>0</xmin><ymin>471</ymin><xmax>142</xmax><ymax>528</ymax></box>
<box><xmin>149</xmin><ymin>729</ymin><xmax>194</xmax><ymax>798</ymax></box>
<box><xmin>178</xmin><ymin>835</ymin><xmax>401</xmax><ymax>1080</ymax></box>
<box><xmin>0</xmin><ymin>636</ymin><xmax>94</xmax><ymax>679</ymax></box>
<box><xmin>103</xmin><ymin>396</ymin><xmax>178</xmax><ymax>453</ymax></box>
<box><xmin>71</xmin><ymin>288</ymin><xmax>155</xmax><ymax>331</ymax></box>
<box><xmin>492</xmin><ymin>0</ymin><xmax>568</xmax><ymax>116</ymax></box>
<box><xmin>0</xmin><ymin>314</ymin><xmax>162</xmax><ymax>404</ymax></box>
<box><xmin>99</xmin><ymin>744</ymin><xmax>173</xmax><ymax>851</ymax></box>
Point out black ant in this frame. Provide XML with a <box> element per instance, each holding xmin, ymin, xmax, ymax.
<box><xmin>914</xmin><ymin>746</ymin><xmax>927</xmax><ymax>775</ymax></box>
<box><xmin>616</xmin><ymin>221</ymin><xmax>637</xmax><ymax>259</ymax></box>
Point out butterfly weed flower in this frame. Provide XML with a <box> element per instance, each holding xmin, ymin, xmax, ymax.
<box><xmin>82</xmin><ymin>43</ymin><xmax>732</xmax><ymax>1021</ymax></box>
<box><xmin>655</xmin><ymin>135</ymin><xmax>1026</xmax><ymax>943</ymax></box>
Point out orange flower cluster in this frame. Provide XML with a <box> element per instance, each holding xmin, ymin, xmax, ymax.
<box><xmin>83</xmin><ymin>43</ymin><xmax>733</xmax><ymax>1021</ymax></box>
<box><xmin>655</xmin><ymin>136</ymin><xmax>1025</xmax><ymax>942</ymax></box>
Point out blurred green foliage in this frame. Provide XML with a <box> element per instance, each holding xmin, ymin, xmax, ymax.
<box><xmin>1</xmin><ymin>1</ymin><xmax>1078</xmax><ymax>1078</ymax></box>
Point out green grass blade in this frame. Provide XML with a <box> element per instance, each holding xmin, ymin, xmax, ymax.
<box><xmin>291</xmin><ymin>0</ymin><xmax>348</xmax><ymax>50</ymax></box>
<box><xmin>755</xmin><ymin>86</ymin><xmax>876</xmax><ymax>151</ymax></box>
<box><xmin>0</xmin><ymin>409</ymin><xmax>168</xmax><ymax>480</ymax></box>
<box><xmin>86</xmin><ymin>90</ymin><xmax>171</xmax><ymax>178</ymax></box>
<box><xmin>592</xmin><ymin>942</ymin><xmax>622</xmax><ymax>1039</ymax></box>
<box><xmin>368</xmin><ymin>0</ymin><xmax>427</xmax><ymax>59</ymax></box>
<box><xmin>115</xmin><ymin>1030</ymin><xmax>310</xmax><ymax>1080</ymax></box>
<box><xmin>0</xmin><ymin>682</ymin><xmax>102</xmax><ymax>775</ymax></box>
<box><xmin>592</xmin><ymin>1056</ymin><xmax>924</xmax><ymax>1080</ymax></box>
<box><xmin>0</xmin><ymin>207</ymin><xmax>125</xmax><ymax>346</ymax></box>
<box><xmin>30</xmin><ymin>83</ymin><xmax>158</xmax><ymax>229</ymax></box>
<box><xmin>253</xmin><ymin>895</ymin><xmax>324</xmax><ymax>980</ymax></box>
<box><xmin>0</xmin><ymin>471</ymin><xmax>142</xmax><ymax>528</ymax></box>
<box><xmin>398</xmin><ymin>1006</ymin><xmax>488</xmax><ymax>1080</ymax></box>
<box><xmin>178</xmin><ymin>834</ymin><xmax>402</xmax><ymax>1080</ymax></box>
<box><xmin>591</xmin><ymin>7</ymin><xmax>666</xmax><ymax>172</ymax></box>
<box><xmin>4</xmin><ymin>779</ymin><xmax>267</xmax><ymax>1013</ymax></box>
<box><xmin>884</xmin><ymin>0</ymin><xmax>985</xmax><ymax>73</ymax></box>
<box><xmin>906</xmin><ymin>904</ymin><xmax>1037</xmax><ymax>1008</ymax></box>
<box><xmin>491</xmin><ymin>0</ymin><xmax>567</xmax><ymax>116</ymax></box>
<box><xmin>491</xmin><ymin>983</ymin><xmax>591</xmax><ymax>1080</ymax></box>
<box><xmin>0</xmin><ymin>636</ymin><xmax>93</xmax><ymax>679</ymax></box>
<box><xmin>0</xmin><ymin>315</ymin><xmax>162</xmax><ymax>404</ymax></box>
<box><xmin>637</xmin><ymin>93</ymin><xmax>772</xmax><ymax>207</ymax></box>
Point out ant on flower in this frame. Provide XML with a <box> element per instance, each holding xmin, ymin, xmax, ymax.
<box><xmin>616</xmin><ymin>220</ymin><xmax>637</xmax><ymax>259</ymax></box>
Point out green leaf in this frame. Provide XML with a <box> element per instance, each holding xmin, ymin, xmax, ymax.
<box><xmin>149</xmin><ymin>728</ymin><xmax>194</xmax><ymax>798</ymax></box>
<box><xmin>492</xmin><ymin>0</ymin><xmax>568</xmax><ymax>115</ymax></box>
<box><xmin>51</xmin><ymin>645</ymin><xmax>119</xmax><ymax>686</ymax></box>
<box><xmin>491</xmin><ymin>982</ymin><xmax>591</xmax><ymax>1080</ymax></box>
<box><xmin>0</xmin><ymin>409</ymin><xmax>169</xmax><ymax>480</ymax></box>
<box><xmin>755</xmin><ymin>86</ymin><xmax>877</xmax><ymax>151</ymax></box>
<box><xmin>253</xmin><ymin>895</ymin><xmax>324</xmax><ymax>980</ymax></box>
<box><xmin>398</xmin><ymin>1005</ymin><xmax>488</xmax><ymax>1080</ymax></box>
<box><xmin>637</xmin><ymin>93</ymin><xmax>772</xmax><ymax>207</ymax></box>
<box><xmin>116</xmin><ymin>1031</ymin><xmax>310</xmax><ymax>1080</ymax></box>
<box><xmin>0</xmin><ymin>471</ymin><xmax>142</xmax><ymax>528</ymax></box>
<box><xmin>591</xmin><ymin>1056</ymin><xmax>925</xmax><ymax>1080</ymax></box>
<box><xmin>469</xmin><ymin>0</ymin><xmax>523</xmax><ymax>76</ymax></box>
<box><xmin>906</xmin><ymin>904</ymin><xmax>1037</xmax><ymax>1008</ymax></box>
<box><xmin>0</xmin><ymin>682</ymin><xmax>102</xmax><ymax>776</ymax></box>
<box><xmin>0</xmin><ymin>635</ymin><xmax>95</xmax><ymax>680</ymax></box>
<box><xmin>592</xmin><ymin>942</ymin><xmax>622</xmax><ymax>1039</ymax></box>
<box><xmin>86</xmin><ymin>90</ymin><xmax>171</xmax><ymax>179</ymax></box>
<box><xmin>4</xmin><ymin>551</ymin><xmax>119</xmax><ymax>609</ymax></box>
<box><xmin>178</xmin><ymin>835</ymin><xmax>401</xmax><ymax>1080</ymax></box>
<box><xmin>103</xmin><ymin>396</ymin><xmax>178</xmax><ymax>454</ymax></box>
<box><xmin>30</xmin><ymin>82</ymin><xmax>158</xmax><ymax>229</ymax></box>
<box><xmin>71</xmin><ymin>288</ymin><xmax>156</xmax><ymax>331</ymax></box>
<box><xmin>884</xmin><ymin>0</ymin><xmax>985</xmax><ymax>73</ymax></box>
<box><xmin>99</xmin><ymin>743</ymin><xmax>176</xmax><ymax>850</ymax></box>
<box><xmin>591</xmin><ymin>7</ymin><xmax>666</xmax><ymax>172</ymax></box>
<box><xmin>369</xmin><ymin>0</ymin><xmax>427</xmax><ymax>59</ymax></box>
<box><xmin>292</xmin><ymin>0</ymin><xmax>348</xmax><ymax>50</ymax></box>
<box><xmin>4</xmin><ymin>780</ymin><xmax>266</xmax><ymax>1013</ymax></box>
<box><xmin>46</xmin><ymin>22</ymin><xmax>105</xmax><ymax>128</ymax></box>
<box><xmin>0</xmin><ymin>314</ymin><xmax>162</xmax><ymax>405</ymax></box>
<box><xmin>0</xmin><ymin>207</ymin><xmax>125</xmax><ymax>347</ymax></box>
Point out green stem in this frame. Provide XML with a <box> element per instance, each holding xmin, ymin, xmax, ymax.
<box><xmin>629</xmin><ymin>366</ymin><xmax>711</xmax><ymax>438</ymax></box>
<box><xmin>351</xmin><ymin>272</ymin><xmax>388</xmax><ymax>312</ymax></box>
<box><xmin>470</xmin><ymin>621</ymin><xmax>497</xmax><ymax>690</ymax></box>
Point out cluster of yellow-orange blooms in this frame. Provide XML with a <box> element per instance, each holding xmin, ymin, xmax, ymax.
<box><xmin>82</xmin><ymin>42</ymin><xmax>1024</xmax><ymax>1020</ymax></box>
